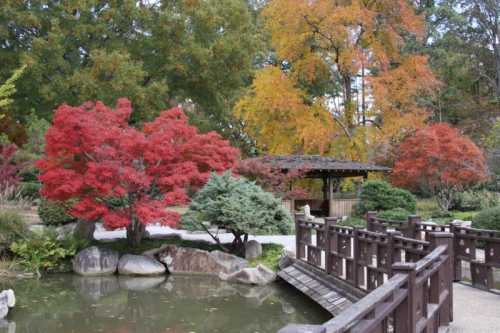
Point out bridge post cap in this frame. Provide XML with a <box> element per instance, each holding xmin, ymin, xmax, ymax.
<box><xmin>392</xmin><ymin>262</ymin><xmax>417</xmax><ymax>271</ymax></box>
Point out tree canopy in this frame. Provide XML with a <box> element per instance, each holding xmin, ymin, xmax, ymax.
<box><xmin>37</xmin><ymin>99</ymin><xmax>239</xmax><ymax>246</ymax></box>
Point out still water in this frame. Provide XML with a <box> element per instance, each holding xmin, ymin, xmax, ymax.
<box><xmin>0</xmin><ymin>274</ymin><xmax>330</xmax><ymax>333</ymax></box>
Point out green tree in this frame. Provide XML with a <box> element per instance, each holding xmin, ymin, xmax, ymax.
<box><xmin>0</xmin><ymin>0</ymin><xmax>260</xmax><ymax>134</ymax></box>
<box><xmin>423</xmin><ymin>0</ymin><xmax>499</xmax><ymax>141</ymax></box>
<box><xmin>182</xmin><ymin>172</ymin><xmax>292</xmax><ymax>254</ymax></box>
<box><xmin>0</xmin><ymin>65</ymin><xmax>26</xmax><ymax>118</ymax></box>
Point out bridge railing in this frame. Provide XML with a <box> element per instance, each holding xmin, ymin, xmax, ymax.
<box><xmin>366</xmin><ymin>212</ymin><xmax>500</xmax><ymax>292</ymax></box>
<box><xmin>283</xmin><ymin>213</ymin><xmax>454</xmax><ymax>333</ymax></box>
<box><xmin>295</xmin><ymin>214</ymin><xmax>431</xmax><ymax>292</ymax></box>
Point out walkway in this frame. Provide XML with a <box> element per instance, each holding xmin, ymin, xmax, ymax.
<box><xmin>94</xmin><ymin>224</ymin><xmax>297</xmax><ymax>252</ymax></box>
<box><xmin>446</xmin><ymin>283</ymin><xmax>500</xmax><ymax>333</ymax></box>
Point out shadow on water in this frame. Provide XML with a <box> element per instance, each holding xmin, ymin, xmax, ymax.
<box><xmin>0</xmin><ymin>274</ymin><xmax>330</xmax><ymax>333</ymax></box>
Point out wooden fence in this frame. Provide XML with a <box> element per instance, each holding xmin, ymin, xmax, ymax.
<box><xmin>366</xmin><ymin>212</ymin><xmax>500</xmax><ymax>292</ymax></box>
<box><xmin>280</xmin><ymin>213</ymin><xmax>454</xmax><ymax>333</ymax></box>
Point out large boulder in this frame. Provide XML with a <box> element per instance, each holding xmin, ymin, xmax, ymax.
<box><xmin>0</xmin><ymin>290</ymin><xmax>15</xmax><ymax>319</ymax></box>
<box><xmin>118</xmin><ymin>254</ymin><xmax>166</xmax><ymax>276</ymax></box>
<box><xmin>157</xmin><ymin>245</ymin><xmax>248</xmax><ymax>276</ymax></box>
<box><xmin>219</xmin><ymin>264</ymin><xmax>276</xmax><ymax>285</ymax></box>
<box><xmin>72</xmin><ymin>246</ymin><xmax>119</xmax><ymax>276</ymax></box>
<box><xmin>245</xmin><ymin>240</ymin><xmax>262</xmax><ymax>260</ymax></box>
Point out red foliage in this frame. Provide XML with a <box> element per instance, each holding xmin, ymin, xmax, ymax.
<box><xmin>37</xmin><ymin>99</ymin><xmax>239</xmax><ymax>231</ymax></box>
<box><xmin>0</xmin><ymin>144</ymin><xmax>22</xmax><ymax>191</ymax></box>
<box><xmin>235</xmin><ymin>158</ymin><xmax>309</xmax><ymax>199</ymax></box>
<box><xmin>392</xmin><ymin>123</ymin><xmax>488</xmax><ymax>208</ymax></box>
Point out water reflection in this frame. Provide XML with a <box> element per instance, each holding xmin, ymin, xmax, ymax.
<box><xmin>0</xmin><ymin>274</ymin><xmax>330</xmax><ymax>333</ymax></box>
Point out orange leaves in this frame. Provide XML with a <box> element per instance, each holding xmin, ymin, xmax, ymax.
<box><xmin>238</xmin><ymin>0</ymin><xmax>437</xmax><ymax>161</ymax></box>
<box><xmin>235</xmin><ymin>67</ymin><xmax>335</xmax><ymax>154</ymax></box>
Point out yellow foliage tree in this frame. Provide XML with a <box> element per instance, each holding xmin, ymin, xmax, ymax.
<box><xmin>236</xmin><ymin>0</ymin><xmax>439</xmax><ymax>161</ymax></box>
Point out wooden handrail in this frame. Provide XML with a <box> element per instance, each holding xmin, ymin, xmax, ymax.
<box><xmin>322</xmin><ymin>273</ymin><xmax>408</xmax><ymax>333</ymax></box>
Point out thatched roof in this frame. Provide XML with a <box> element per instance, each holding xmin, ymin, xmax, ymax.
<box><xmin>246</xmin><ymin>155</ymin><xmax>390</xmax><ymax>177</ymax></box>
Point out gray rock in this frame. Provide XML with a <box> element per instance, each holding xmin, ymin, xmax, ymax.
<box><xmin>219</xmin><ymin>264</ymin><xmax>276</xmax><ymax>285</ymax></box>
<box><xmin>55</xmin><ymin>222</ymin><xmax>78</xmax><ymax>240</ymax></box>
<box><xmin>74</xmin><ymin>220</ymin><xmax>96</xmax><ymax>240</ymax></box>
<box><xmin>118</xmin><ymin>254</ymin><xmax>166</xmax><ymax>276</ymax></box>
<box><xmin>0</xmin><ymin>290</ymin><xmax>15</xmax><ymax>319</ymax></box>
<box><xmin>157</xmin><ymin>245</ymin><xmax>248</xmax><ymax>276</ymax></box>
<box><xmin>245</xmin><ymin>240</ymin><xmax>262</xmax><ymax>260</ymax></box>
<box><xmin>118</xmin><ymin>276</ymin><xmax>166</xmax><ymax>291</ymax></box>
<box><xmin>278</xmin><ymin>251</ymin><xmax>295</xmax><ymax>270</ymax></box>
<box><xmin>72</xmin><ymin>246</ymin><xmax>119</xmax><ymax>276</ymax></box>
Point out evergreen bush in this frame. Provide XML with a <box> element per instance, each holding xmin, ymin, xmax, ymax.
<box><xmin>356</xmin><ymin>180</ymin><xmax>416</xmax><ymax>214</ymax></box>
<box><xmin>182</xmin><ymin>172</ymin><xmax>292</xmax><ymax>253</ymax></box>
<box><xmin>473</xmin><ymin>206</ymin><xmax>500</xmax><ymax>231</ymax></box>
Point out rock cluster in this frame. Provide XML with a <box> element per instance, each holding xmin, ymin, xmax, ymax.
<box><xmin>72</xmin><ymin>241</ymin><xmax>275</xmax><ymax>285</ymax></box>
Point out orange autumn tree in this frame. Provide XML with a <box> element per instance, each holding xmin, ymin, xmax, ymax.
<box><xmin>392</xmin><ymin>123</ymin><xmax>488</xmax><ymax>211</ymax></box>
<box><xmin>236</xmin><ymin>0</ymin><xmax>438</xmax><ymax>160</ymax></box>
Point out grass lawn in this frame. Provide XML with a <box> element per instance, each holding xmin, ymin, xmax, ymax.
<box><xmin>417</xmin><ymin>197</ymin><xmax>478</xmax><ymax>224</ymax></box>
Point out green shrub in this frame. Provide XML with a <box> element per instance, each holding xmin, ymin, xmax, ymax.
<box><xmin>472</xmin><ymin>206</ymin><xmax>500</xmax><ymax>231</ymax></box>
<box><xmin>182</xmin><ymin>172</ymin><xmax>292</xmax><ymax>253</ymax></box>
<box><xmin>10</xmin><ymin>230</ymin><xmax>88</xmax><ymax>276</ymax></box>
<box><xmin>38</xmin><ymin>199</ymin><xmax>76</xmax><ymax>225</ymax></box>
<box><xmin>378</xmin><ymin>208</ymin><xmax>411</xmax><ymax>221</ymax></box>
<box><xmin>338</xmin><ymin>216</ymin><xmax>367</xmax><ymax>228</ymax></box>
<box><xmin>356</xmin><ymin>180</ymin><xmax>416</xmax><ymax>214</ymax></box>
<box><xmin>452</xmin><ymin>190</ymin><xmax>498</xmax><ymax>211</ymax></box>
<box><xmin>19</xmin><ymin>181</ymin><xmax>41</xmax><ymax>199</ymax></box>
<box><xmin>0</xmin><ymin>209</ymin><xmax>28</xmax><ymax>256</ymax></box>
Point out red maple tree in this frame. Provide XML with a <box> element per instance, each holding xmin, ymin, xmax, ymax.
<box><xmin>392</xmin><ymin>123</ymin><xmax>488</xmax><ymax>211</ymax></box>
<box><xmin>37</xmin><ymin>99</ymin><xmax>239</xmax><ymax>245</ymax></box>
<box><xmin>235</xmin><ymin>158</ymin><xmax>309</xmax><ymax>200</ymax></box>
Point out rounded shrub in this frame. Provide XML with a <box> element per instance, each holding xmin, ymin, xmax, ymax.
<box><xmin>356</xmin><ymin>180</ymin><xmax>416</xmax><ymax>214</ymax></box>
<box><xmin>182</xmin><ymin>172</ymin><xmax>292</xmax><ymax>253</ymax></box>
<box><xmin>38</xmin><ymin>199</ymin><xmax>76</xmax><ymax>226</ymax></box>
<box><xmin>473</xmin><ymin>206</ymin><xmax>500</xmax><ymax>231</ymax></box>
<box><xmin>378</xmin><ymin>208</ymin><xmax>411</xmax><ymax>221</ymax></box>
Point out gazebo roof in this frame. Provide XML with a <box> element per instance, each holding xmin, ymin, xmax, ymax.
<box><xmin>247</xmin><ymin>155</ymin><xmax>390</xmax><ymax>177</ymax></box>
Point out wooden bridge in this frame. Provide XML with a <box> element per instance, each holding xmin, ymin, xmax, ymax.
<box><xmin>277</xmin><ymin>213</ymin><xmax>500</xmax><ymax>333</ymax></box>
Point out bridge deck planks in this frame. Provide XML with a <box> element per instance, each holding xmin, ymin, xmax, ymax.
<box><xmin>278</xmin><ymin>262</ymin><xmax>353</xmax><ymax>316</ymax></box>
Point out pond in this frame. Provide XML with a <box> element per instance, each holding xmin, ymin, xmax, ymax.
<box><xmin>0</xmin><ymin>274</ymin><xmax>330</xmax><ymax>333</ymax></box>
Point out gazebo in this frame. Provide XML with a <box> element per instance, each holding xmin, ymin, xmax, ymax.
<box><xmin>247</xmin><ymin>155</ymin><xmax>390</xmax><ymax>217</ymax></box>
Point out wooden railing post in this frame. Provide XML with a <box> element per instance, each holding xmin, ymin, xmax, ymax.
<box><xmin>407</xmin><ymin>215</ymin><xmax>420</xmax><ymax>239</ymax></box>
<box><xmin>392</xmin><ymin>262</ymin><xmax>417</xmax><ymax>333</ymax></box>
<box><xmin>352</xmin><ymin>227</ymin><xmax>359</xmax><ymax>287</ymax></box>
<box><xmin>449</xmin><ymin>222</ymin><xmax>462</xmax><ymax>282</ymax></box>
<box><xmin>366</xmin><ymin>211</ymin><xmax>377</xmax><ymax>232</ymax></box>
<box><xmin>324</xmin><ymin>217</ymin><xmax>336</xmax><ymax>275</ymax></box>
<box><xmin>295</xmin><ymin>213</ymin><xmax>305</xmax><ymax>260</ymax></box>
<box><xmin>429</xmin><ymin>232</ymin><xmax>454</xmax><ymax>323</ymax></box>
